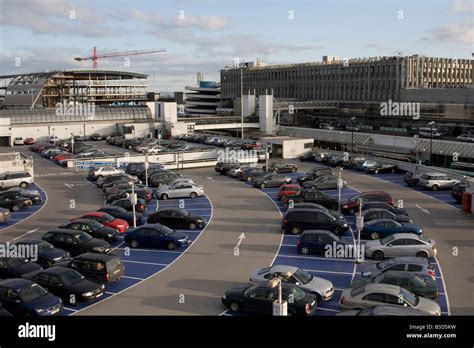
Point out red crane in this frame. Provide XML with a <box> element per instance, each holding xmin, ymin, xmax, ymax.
<box><xmin>74</xmin><ymin>47</ymin><xmax>166</xmax><ymax>68</ymax></box>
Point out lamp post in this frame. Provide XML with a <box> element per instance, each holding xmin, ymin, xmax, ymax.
<box><xmin>338</xmin><ymin>167</ymin><xmax>343</xmax><ymax>214</ymax></box>
<box><xmin>240</xmin><ymin>67</ymin><xmax>244</xmax><ymax>139</ymax></box>
<box><xmin>269</xmin><ymin>274</ymin><xmax>288</xmax><ymax>316</ymax></box>
<box><xmin>355</xmin><ymin>198</ymin><xmax>364</xmax><ymax>264</ymax></box>
<box><xmin>129</xmin><ymin>180</ymin><xmax>137</xmax><ymax>228</ymax></box>
<box><xmin>429</xmin><ymin>121</ymin><xmax>435</xmax><ymax>165</ymax></box>
<box><xmin>350</xmin><ymin>116</ymin><xmax>355</xmax><ymax>153</ymax></box>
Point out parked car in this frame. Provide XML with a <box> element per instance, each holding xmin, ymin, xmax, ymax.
<box><xmin>296</xmin><ymin>167</ymin><xmax>334</xmax><ymax>185</ymax></box>
<box><xmin>124</xmin><ymin>224</ymin><xmax>191</xmax><ymax>250</ymax></box>
<box><xmin>341</xmin><ymin>191</ymin><xmax>394</xmax><ymax>214</ymax></box>
<box><xmin>277</xmin><ymin>184</ymin><xmax>301</xmax><ymax>200</ymax></box>
<box><xmin>221</xmin><ymin>282</ymin><xmax>317</xmax><ymax>316</ymax></box>
<box><xmin>360</xmin><ymin>202</ymin><xmax>408</xmax><ymax>216</ymax></box>
<box><xmin>0</xmin><ymin>208</ymin><xmax>11</xmax><ymax>223</ymax></box>
<box><xmin>451</xmin><ymin>184</ymin><xmax>466</xmax><ymax>203</ymax></box>
<box><xmin>97</xmin><ymin>174</ymin><xmax>138</xmax><ymax>189</ymax></box>
<box><xmin>215</xmin><ymin>162</ymin><xmax>240</xmax><ymax>175</ymax></box>
<box><xmin>23</xmin><ymin>137</ymin><xmax>36</xmax><ymax>145</ymax></box>
<box><xmin>149</xmin><ymin>172</ymin><xmax>182</xmax><ymax>187</ymax></box>
<box><xmin>5</xmin><ymin>187</ymin><xmax>42</xmax><ymax>204</ymax></box>
<box><xmin>365</xmin><ymin>163</ymin><xmax>397</xmax><ymax>174</ymax></box>
<box><xmin>0</xmin><ymin>193</ymin><xmax>32</xmax><ymax>212</ymax></box>
<box><xmin>342</xmin><ymin>157</ymin><xmax>366</xmax><ymax>169</ymax></box>
<box><xmin>328</xmin><ymin>155</ymin><xmax>344</xmax><ymax>167</ymax></box>
<box><xmin>339</xmin><ymin>284</ymin><xmax>441</xmax><ymax>315</ymax></box>
<box><xmin>262</xmin><ymin>162</ymin><xmax>297</xmax><ymax>173</ymax></box>
<box><xmin>88</xmin><ymin>167</ymin><xmax>125</xmax><ymax>180</ymax></box>
<box><xmin>89</xmin><ymin>133</ymin><xmax>105</xmax><ymax>141</ymax></box>
<box><xmin>156</xmin><ymin>183</ymin><xmax>204</xmax><ymax>200</ymax></box>
<box><xmin>302</xmin><ymin>175</ymin><xmax>345</xmax><ymax>190</ymax></box>
<box><xmin>97</xmin><ymin>205</ymin><xmax>143</xmax><ymax>226</ymax></box>
<box><xmin>106</xmin><ymin>187</ymin><xmax>153</xmax><ymax>204</ymax></box>
<box><xmin>145</xmin><ymin>145</ymin><xmax>168</xmax><ymax>154</ymax></box>
<box><xmin>147</xmin><ymin>208</ymin><xmax>206</xmax><ymax>230</ymax></box>
<box><xmin>227</xmin><ymin>165</ymin><xmax>255</xmax><ymax>178</ymax></box>
<box><xmin>55</xmin><ymin>253</ymin><xmax>124</xmax><ymax>283</ymax></box>
<box><xmin>111</xmin><ymin>197</ymin><xmax>147</xmax><ymax>213</ymax></box>
<box><xmin>42</xmin><ymin>229</ymin><xmax>112</xmax><ymax>256</ymax></box>
<box><xmin>298</xmin><ymin>151</ymin><xmax>315</xmax><ymax>162</ymax></box>
<box><xmin>360</xmin><ymin>257</ymin><xmax>436</xmax><ymax>280</ymax></box>
<box><xmin>71</xmin><ymin>212</ymin><xmax>129</xmax><ymax>233</ymax></box>
<box><xmin>13</xmin><ymin>137</ymin><xmax>24</xmax><ymax>146</ymax></box>
<box><xmin>351</xmin><ymin>270</ymin><xmax>439</xmax><ymax>299</ymax></box>
<box><xmin>364</xmin><ymin>233</ymin><xmax>436</xmax><ymax>260</ymax></box>
<box><xmin>0</xmin><ymin>279</ymin><xmax>63</xmax><ymax>316</ymax></box>
<box><xmin>252</xmin><ymin>173</ymin><xmax>292</xmax><ymax>188</ymax></box>
<box><xmin>0</xmin><ymin>171</ymin><xmax>34</xmax><ymax>190</ymax></box>
<box><xmin>336</xmin><ymin>305</ymin><xmax>427</xmax><ymax>316</ymax></box>
<box><xmin>13</xmin><ymin>240</ymin><xmax>70</xmax><ymax>268</ymax></box>
<box><xmin>282</xmin><ymin>189</ymin><xmax>339</xmax><ymax>211</ymax></box>
<box><xmin>361</xmin><ymin>219</ymin><xmax>422</xmax><ymax>240</ymax></box>
<box><xmin>60</xmin><ymin>219</ymin><xmax>119</xmax><ymax>243</ymax></box>
<box><xmin>288</xmin><ymin>202</ymin><xmax>344</xmax><ymax>220</ymax></box>
<box><xmin>241</xmin><ymin>168</ymin><xmax>266</xmax><ymax>181</ymax></box>
<box><xmin>354</xmin><ymin>160</ymin><xmax>378</xmax><ymax>171</ymax></box>
<box><xmin>297</xmin><ymin>230</ymin><xmax>352</xmax><ymax>254</ymax></box>
<box><xmin>314</xmin><ymin>152</ymin><xmax>331</xmax><ymax>163</ymax></box>
<box><xmin>282</xmin><ymin>209</ymin><xmax>349</xmax><ymax>235</ymax></box>
<box><xmin>362</xmin><ymin>209</ymin><xmax>412</xmax><ymax>224</ymax></box>
<box><xmin>25</xmin><ymin>267</ymin><xmax>105</xmax><ymax>305</ymax></box>
<box><xmin>0</xmin><ymin>257</ymin><xmax>42</xmax><ymax>279</ymax></box>
<box><xmin>456</xmin><ymin>134</ymin><xmax>474</xmax><ymax>143</ymax></box>
<box><xmin>417</xmin><ymin>173</ymin><xmax>461</xmax><ymax>191</ymax></box>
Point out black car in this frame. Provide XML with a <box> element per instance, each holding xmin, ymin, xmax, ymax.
<box><xmin>5</xmin><ymin>187</ymin><xmax>42</xmax><ymax>204</ymax></box>
<box><xmin>297</xmin><ymin>230</ymin><xmax>353</xmax><ymax>255</ymax></box>
<box><xmin>0</xmin><ymin>194</ymin><xmax>32</xmax><ymax>212</ymax></box>
<box><xmin>365</xmin><ymin>163</ymin><xmax>397</xmax><ymax>174</ymax></box>
<box><xmin>451</xmin><ymin>184</ymin><xmax>466</xmax><ymax>203</ymax></box>
<box><xmin>60</xmin><ymin>219</ymin><xmax>119</xmax><ymax>243</ymax></box>
<box><xmin>42</xmin><ymin>229</ymin><xmax>112</xmax><ymax>256</ymax></box>
<box><xmin>0</xmin><ymin>279</ymin><xmax>63</xmax><ymax>316</ymax></box>
<box><xmin>282</xmin><ymin>189</ymin><xmax>339</xmax><ymax>211</ymax></box>
<box><xmin>298</xmin><ymin>151</ymin><xmax>315</xmax><ymax>162</ymax></box>
<box><xmin>241</xmin><ymin>168</ymin><xmax>266</xmax><ymax>181</ymax></box>
<box><xmin>282</xmin><ymin>208</ymin><xmax>349</xmax><ymax>235</ymax></box>
<box><xmin>106</xmin><ymin>187</ymin><xmax>153</xmax><ymax>203</ymax></box>
<box><xmin>97</xmin><ymin>205</ymin><xmax>143</xmax><ymax>226</ymax></box>
<box><xmin>13</xmin><ymin>239</ymin><xmax>70</xmax><ymax>268</ymax></box>
<box><xmin>252</xmin><ymin>173</ymin><xmax>292</xmax><ymax>188</ymax></box>
<box><xmin>0</xmin><ymin>257</ymin><xmax>42</xmax><ymax>279</ymax></box>
<box><xmin>56</xmin><ymin>253</ymin><xmax>124</xmax><ymax>283</ymax></box>
<box><xmin>404</xmin><ymin>172</ymin><xmax>420</xmax><ymax>187</ymax></box>
<box><xmin>289</xmin><ymin>202</ymin><xmax>344</xmax><ymax>220</ymax></box>
<box><xmin>361</xmin><ymin>202</ymin><xmax>408</xmax><ymax>216</ymax></box>
<box><xmin>296</xmin><ymin>167</ymin><xmax>333</xmax><ymax>185</ymax></box>
<box><xmin>147</xmin><ymin>208</ymin><xmax>206</xmax><ymax>230</ymax></box>
<box><xmin>362</xmin><ymin>208</ymin><xmax>412</xmax><ymax>224</ymax></box>
<box><xmin>97</xmin><ymin>174</ymin><xmax>132</xmax><ymax>189</ymax></box>
<box><xmin>263</xmin><ymin>162</ymin><xmax>298</xmax><ymax>173</ymax></box>
<box><xmin>138</xmin><ymin>169</ymin><xmax>170</xmax><ymax>182</ymax></box>
<box><xmin>89</xmin><ymin>133</ymin><xmax>105</xmax><ymax>141</ymax></box>
<box><xmin>111</xmin><ymin>197</ymin><xmax>147</xmax><ymax>213</ymax></box>
<box><xmin>222</xmin><ymin>282</ymin><xmax>317</xmax><ymax>316</ymax></box>
<box><xmin>215</xmin><ymin>162</ymin><xmax>240</xmax><ymax>175</ymax></box>
<box><xmin>25</xmin><ymin>267</ymin><xmax>105</xmax><ymax>305</ymax></box>
<box><xmin>149</xmin><ymin>172</ymin><xmax>181</xmax><ymax>187</ymax></box>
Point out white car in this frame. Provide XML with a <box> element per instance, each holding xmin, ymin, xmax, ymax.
<box><xmin>145</xmin><ymin>145</ymin><xmax>167</xmax><ymax>154</ymax></box>
<box><xmin>417</xmin><ymin>173</ymin><xmax>460</xmax><ymax>191</ymax></box>
<box><xmin>456</xmin><ymin>134</ymin><xmax>474</xmax><ymax>143</ymax></box>
<box><xmin>166</xmin><ymin>178</ymin><xmax>196</xmax><ymax>187</ymax></box>
<box><xmin>156</xmin><ymin>182</ymin><xmax>204</xmax><ymax>200</ymax></box>
<box><xmin>90</xmin><ymin>167</ymin><xmax>125</xmax><ymax>179</ymax></box>
<box><xmin>13</xmin><ymin>137</ymin><xmax>24</xmax><ymax>146</ymax></box>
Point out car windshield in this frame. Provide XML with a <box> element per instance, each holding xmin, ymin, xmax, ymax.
<box><xmin>18</xmin><ymin>283</ymin><xmax>48</xmax><ymax>302</ymax></box>
<box><xmin>101</xmin><ymin>214</ymin><xmax>115</xmax><ymax>223</ymax></box>
<box><xmin>87</xmin><ymin>220</ymin><xmax>103</xmax><ymax>229</ymax></box>
<box><xmin>160</xmin><ymin>225</ymin><xmax>174</xmax><ymax>236</ymax></box>
<box><xmin>400</xmin><ymin>288</ymin><xmax>418</xmax><ymax>306</ymax></box>
<box><xmin>293</xmin><ymin>269</ymin><xmax>313</xmax><ymax>284</ymax></box>
<box><xmin>60</xmin><ymin>270</ymin><xmax>85</xmax><ymax>286</ymax></box>
<box><xmin>380</xmin><ymin>235</ymin><xmax>396</xmax><ymax>245</ymax></box>
<box><xmin>37</xmin><ymin>241</ymin><xmax>54</xmax><ymax>251</ymax></box>
<box><xmin>376</xmin><ymin>258</ymin><xmax>396</xmax><ymax>270</ymax></box>
<box><xmin>286</xmin><ymin>286</ymin><xmax>306</xmax><ymax>301</ymax></box>
<box><xmin>75</xmin><ymin>233</ymin><xmax>92</xmax><ymax>242</ymax></box>
<box><xmin>178</xmin><ymin>209</ymin><xmax>190</xmax><ymax>216</ymax></box>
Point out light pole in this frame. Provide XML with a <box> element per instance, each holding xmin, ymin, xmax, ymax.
<box><xmin>350</xmin><ymin>116</ymin><xmax>355</xmax><ymax>153</ymax></box>
<box><xmin>129</xmin><ymin>180</ymin><xmax>137</xmax><ymax>228</ymax></box>
<box><xmin>145</xmin><ymin>156</ymin><xmax>149</xmax><ymax>188</ymax></box>
<box><xmin>269</xmin><ymin>274</ymin><xmax>288</xmax><ymax>316</ymax></box>
<box><xmin>429</xmin><ymin>121</ymin><xmax>435</xmax><ymax>165</ymax></box>
<box><xmin>240</xmin><ymin>67</ymin><xmax>244</xmax><ymax>139</ymax></box>
<box><xmin>355</xmin><ymin>198</ymin><xmax>364</xmax><ymax>264</ymax></box>
<box><xmin>338</xmin><ymin>167</ymin><xmax>343</xmax><ymax>213</ymax></box>
<box><xmin>340</xmin><ymin>131</ymin><xmax>344</xmax><ymax>153</ymax></box>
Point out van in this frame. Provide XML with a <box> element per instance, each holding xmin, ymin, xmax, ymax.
<box><xmin>0</xmin><ymin>172</ymin><xmax>34</xmax><ymax>190</ymax></box>
<box><xmin>59</xmin><ymin>253</ymin><xmax>124</xmax><ymax>283</ymax></box>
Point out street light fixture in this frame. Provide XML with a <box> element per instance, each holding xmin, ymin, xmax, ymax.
<box><xmin>129</xmin><ymin>180</ymin><xmax>137</xmax><ymax>228</ymax></box>
<box><xmin>350</xmin><ymin>116</ymin><xmax>356</xmax><ymax>152</ymax></box>
<box><xmin>429</xmin><ymin>121</ymin><xmax>435</xmax><ymax>165</ymax></box>
<box><xmin>355</xmin><ymin>198</ymin><xmax>364</xmax><ymax>264</ymax></box>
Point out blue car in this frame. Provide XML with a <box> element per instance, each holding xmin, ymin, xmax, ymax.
<box><xmin>13</xmin><ymin>239</ymin><xmax>71</xmax><ymax>268</ymax></box>
<box><xmin>124</xmin><ymin>224</ymin><xmax>191</xmax><ymax>250</ymax></box>
<box><xmin>361</xmin><ymin>219</ymin><xmax>423</xmax><ymax>240</ymax></box>
<box><xmin>0</xmin><ymin>279</ymin><xmax>63</xmax><ymax>316</ymax></box>
<box><xmin>297</xmin><ymin>230</ymin><xmax>352</xmax><ymax>255</ymax></box>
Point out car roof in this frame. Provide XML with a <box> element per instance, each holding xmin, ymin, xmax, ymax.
<box><xmin>0</xmin><ymin>278</ymin><xmax>34</xmax><ymax>288</ymax></box>
<box><xmin>269</xmin><ymin>265</ymin><xmax>298</xmax><ymax>274</ymax></box>
<box><xmin>423</xmin><ymin>172</ymin><xmax>448</xmax><ymax>176</ymax></box>
<box><xmin>301</xmin><ymin>229</ymin><xmax>335</xmax><ymax>236</ymax></box>
<box><xmin>382</xmin><ymin>270</ymin><xmax>417</xmax><ymax>278</ymax></box>
<box><xmin>364</xmin><ymin>209</ymin><xmax>394</xmax><ymax>213</ymax></box>
<box><xmin>363</xmin><ymin>283</ymin><xmax>400</xmax><ymax>294</ymax></box>
<box><xmin>68</xmin><ymin>219</ymin><xmax>96</xmax><ymax>224</ymax></box>
<box><xmin>47</xmin><ymin>228</ymin><xmax>86</xmax><ymax>235</ymax></box>
<box><xmin>14</xmin><ymin>239</ymin><xmax>42</xmax><ymax>245</ymax></box>
<box><xmin>372</xmin><ymin>305</ymin><xmax>424</xmax><ymax>315</ymax></box>
<box><xmin>81</xmin><ymin>212</ymin><xmax>105</xmax><ymax>217</ymax></box>
<box><xmin>73</xmin><ymin>253</ymin><xmax>117</xmax><ymax>261</ymax></box>
<box><xmin>390</xmin><ymin>233</ymin><xmax>423</xmax><ymax>239</ymax></box>
<box><xmin>390</xmin><ymin>256</ymin><xmax>429</xmax><ymax>264</ymax></box>
<box><xmin>39</xmin><ymin>266</ymin><xmax>73</xmax><ymax>276</ymax></box>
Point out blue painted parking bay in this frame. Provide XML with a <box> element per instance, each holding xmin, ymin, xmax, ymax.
<box><xmin>62</xmin><ymin>195</ymin><xmax>212</xmax><ymax>315</ymax></box>
<box><xmin>227</xmin><ymin>171</ymin><xmax>448</xmax><ymax>316</ymax></box>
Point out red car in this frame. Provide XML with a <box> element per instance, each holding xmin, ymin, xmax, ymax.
<box><xmin>71</xmin><ymin>212</ymin><xmax>129</xmax><ymax>233</ymax></box>
<box><xmin>341</xmin><ymin>191</ymin><xmax>394</xmax><ymax>214</ymax></box>
<box><xmin>23</xmin><ymin>137</ymin><xmax>36</xmax><ymax>145</ymax></box>
<box><xmin>53</xmin><ymin>152</ymin><xmax>73</xmax><ymax>161</ymax></box>
<box><xmin>277</xmin><ymin>184</ymin><xmax>301</xmax><ymax>200</ymax></box>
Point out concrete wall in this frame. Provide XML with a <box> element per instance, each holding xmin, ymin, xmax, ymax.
<box><xmin>156</xmin><ymin>102</ymin><xmax>177</xmax><ymax>123</ymax></box>
<box><xmin>400</xmin><ymin>88</ymin><xmax>474</xmax><ymax>104</ymax></box>
<box><xmin>259</xmin><ymin>95</ymin><xmax>274</xmax><ymax>133</ymax></box>
<box><xmin>242</xmin><ymin>94</ymin><xmax>256</xmax><ymax>116</ymax></box>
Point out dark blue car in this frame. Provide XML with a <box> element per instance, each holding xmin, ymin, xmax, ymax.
<box><xmin>0</xmin><ymin>278</ymin><xmax>63</xmax><ymax>316</ymax></box>
<box><xmin>97</xmin><ymin>205</ymin><xmax>144</xmax><ymax>226</ymax></box>
<box><xmin>124</xmin><ymin>224</ymin><xmax>191</xmax><ymax>250</ymax></box>
<box><xmin>297</xmin><ymin>230</ymin><xmax>353</xmax><ymax>255</ymax></box>
<box><xmin>13</xmin><ymin>239</ymin><xmax>70</xmax><ymax>268</ymax></box>
<box><xmin>361</xmin><ymin>219</ymin><xmax>423</xmax><ymax>240</ymax></box>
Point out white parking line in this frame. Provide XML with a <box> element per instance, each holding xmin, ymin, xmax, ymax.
<box><xmin>122</xmin><ymin>275</ymin><xmax>146</xmax><ymax>281</ymax></box>
<box><xmin>317</xmin><ymin>307</ymin><xmax>340</xmax><ymax>313</ymax></box>
<box><xmin>416</xmin><ymin>204</ymin><xmax>431</xmax><ymax>214</ymax></box>
<box><xmin>64</xmin><ymin>307</ymin><xmax>78</xmax><ymax>312</ymax></box>
<box><xmin>277</xmin><ymin>254</ymin><xmax>356</xmax><ymax>262</ymax></box>
<box><xmin>304</xmin><ymin>268</ymin><xmax>353</xmax><ymax>275</ymax></box>
<box><xmin>114</xmin><ymin>247</ymin><xmax>182</xmax><ymax>254</ymax></box>
<box><xmin>122</xmin><ymin>260</ymin><xmax>168</xmax><ymax>267</ymax></box>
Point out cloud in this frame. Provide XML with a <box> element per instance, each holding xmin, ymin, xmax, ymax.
<box><xmin>423</xmin><ymin>21</ymin><xmax>473</xmax><ymax>44</ymax></box>
<box><xmin>453</xmin><ymin>0</ymin><xmax>474</xmax><ymax>13</ymax></box>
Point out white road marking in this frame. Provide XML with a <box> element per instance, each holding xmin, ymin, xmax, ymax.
<box><xmin>416</xmin><ymin>204</ymin><xmax>431</xmax><ymax>214</ymax></box>
<box><xmin>11</xmin><ymin>228</ymin><xmax>40</xmax><ymax>241</ymax></box>
<box><xmin>64</xmin><ymin>183</ymin><xmax>75</xmax><ymax>189</ymax></box>
<box><xmin>236</xmin><ymin>233</ymin><xmax>245</xmax><ymax>248</ymax></box>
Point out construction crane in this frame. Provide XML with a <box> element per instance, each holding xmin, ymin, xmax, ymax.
<box><xmin>74</xmin><ymin>47</ymin><xmax>166</xmax><ymax>68</ymax></box>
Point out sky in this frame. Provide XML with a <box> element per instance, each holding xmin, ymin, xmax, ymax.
<box><xmin>0</xmin><ymin>0</ymin><xmax>472</xmax><ymax>92</ymax></box>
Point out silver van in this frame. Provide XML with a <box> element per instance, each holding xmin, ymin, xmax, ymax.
<box><xmin>0</xmin><ymin>171</ymin><xmax>34</xmax><ymax>190</ymax></box>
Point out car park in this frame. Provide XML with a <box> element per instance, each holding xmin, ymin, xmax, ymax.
<box><xmin>341</xmin><ymin>191</ymin><xmax>394</xmax><ymax>214</ymax></box>
<box><xmin>97</xmin><ymin>205</ymin><xmax>143</xmax><ymax>226</ymax></box>
<box><xmin>252</xmin><ymin>173</ymin><xmax>292</xmax><ymax>188</ymax></box>
<box><xmin>297</xmin><ymin>230</ymin><xmax>352</xmax><ymax>255</ymax></box>
<box><xmin>13</xmin><ymin>240</ymin><xmax>70</xmax><ymax>268</ymax></box>
<box><xmin>362</xmin><ymin>209</ymin><xmax>412</xmax><ymax>224</ymax></box>
<box><xmin>339</xmin><ymin>284</ymin><xmax>441</xmax><ymax>315</ymax></box>
<box><xmin>42</xmin><ymin>229</ymin><xmax>112</xmax><ymax>256</ymax></box>
<box><xmin>147</xmin><ymin>208</ymin><xmax>206</xmax><ymax>230</ymax></box>
<box><xmin>249</xmin><ymin>265</ymin><xmax>334</xmax><ymax>302</ymax></box>
<box><xmin>72</xmin><ymin>212</ymin><xmax>129</xmax><ymax>233</ymax></box>
<box><xmin>351</xmin><ymin>270</ymin><xmax>439</xmax><ymax>299</ymax></box>
<box><xmin>296</xmin><ymin>167</ymin><xmax>334</xmax><ymax>185</ymax></box>
<box><xmin>336</xmin><ymin>305</ymin><xmax>427</xmax><ymax>316</ymax></box>
<box><xmin>282</xmin><ymin>209</ymin><xmax>349</xmax><ymax>235</ymax></box>
<box><xmin>302</xmin><ymin>175</ymin><xmax>344</xmax><ymax>190</ymax></box>
<box><xmin>281</xmin><ymin>189</ymin><xmax>339</xmax><ymax>211</ymax></box>
<box><xmin>0</xmin><ymin>279</ymin><xmax>63</xmax><ymax>316</ymax></box>
<box><xmin>60</xmin><ymin>219</ymin><xmax>119</xmax><ymax>242</ymax></box>
<box><xmin>364</xmin><ymin>234</ymin><xmax>436</xmax><ymax>260</ymax></box>
<box><xmin>156</xmin><ymin>182</ymin><xmax>204</xmax><ymax>200</ymax></box>
<box><xmin>55</xmin><ymin>253</ymin><xmax>124</xmax><ymax>283</ymax></box>
<box><xmin>124</xmin><ymin>224</ymin><xmax>191</xmax><ymax>250</ymax></box>
<box><xmin>360</xmin><ymin>257</ymin><xmax>436</xmax><ymax>280</ymax></box>
<box><xmin>25</xmin><ymin>267</ymin><xmax>106</xmax><ymax>305</ymax></box>
<box><xmin>0</xmin><ymin>171</ymin><xmax>34</xmax><ymax>190</ymax></box>
<box><xmin>111</xmin><ymin>197</ymin><xmax>147</xmax><ymax>213</ymax></box>
<box><xmin>221</xmin><ymin>282</ymin><xmax>317</xmax><ymax>316</ymax></box>
<box><xmin>417</xmin><ymin>173</ymin><xmax>461</xmax><ymax>191</ymax></box>
<box><xmin>0</xmin><ymin>257</ymin><xmax>42</xmax><ymax>279</ymax></box>
<box><xmin>263</xmin><ymin>162</ymin><xmax>298</xmax><ymax>173</ymax></box>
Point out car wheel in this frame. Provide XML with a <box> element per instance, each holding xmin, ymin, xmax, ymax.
<box><xmin>313</xmin><ymin>293</ymin><xmax>322</xmax><ymax>303</ymax></box>
<box><xmin>416</xmin><ymin>251</ymin><xmax>429</xmax><ymax>258</ymax></box>
<box><xmin>12</xmin><ymin>204</ymin><xmax>21</xmax><ymax>212</ymax></box>
<box><xmin>292</xmin><ymin>167</ymin><xmax>297</xmax><ymax>173</ymax></box>
<box><xmin>190</xmin><ymin>192</ymin><xmax>198</xmax><ymax>198</ymax></box>
<box><xmin>260</xmin><ymin>183</ymin><xmax>266</xmax><ymax>189</ymax></box>
<box><xmin>370</xmin><ymin>231</ymin><xmax>381</xmax><ymax>240</ymax></box>
<box><xmin>189</xmin><ymin>222</ymin><xmax>197</xmax><ymax>230</ymax></box>
<box><xmin>130</xmin><ymin>240</ymin><xmax>139</xmax><ymax>248</ymax></box>
<box><xmin>333</xmin><ymin>227</ymin><xmax>342</xmax><ymax>235</ymax></box>
<box><xmin>167</xmin><ymin>242</ymin><xmax>177</xmax><ymax>250</ymax></box>
<box><xmin>300</xmin><ymin>246</ymin><xmax>310</xmax><ymax>255</ymax></box>
<box><xmin>161</xmin><ymin>194</ymin><xmax>169</xmax><ymax>200</ymax></box>
<box><xmin>291</xmin><ymin>226</ymin><xmax>302</xmax><ymax>235</ymax></box>
<box><xmin>19</xmin><ymin>182</ymin><xmax>28</xmax><ymax>188</ymax></box>
<box><xmin>431</xmin><ymin>185</ymin><xmax>439</xmax><ymax>191</ymax></box>
<box><xmin>229</xmin><ymin>301</ymin><xmax>240</xmax><ymax>312</ymax></box>
<box><xmin>372</xmin><ymin>250</ymin><xmax>384</xmax><ymax>260</ymax></box>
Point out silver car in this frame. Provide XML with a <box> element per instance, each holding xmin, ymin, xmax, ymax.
<box><xmin>0</xmin><ymin>171</ymin><xmax>34</xmax><ymax>189</ymax></box>
<box><xmin>156</xmin><ymin>182</ymin><xmax>204</xmax><ymax>200</ymax></box>
<box><xmin>339</xmin><ymin>284</ymin><xmax>441</xmax><ymax>315</ymax></box>
<box><xmin>417</xmin><ymin>173</ymin><xmax>461</xmax><ymax>191</ymax></box>
<box><xmin>302</xmin><ymin>175</ymin><xmax>346</xmax><ymax>190</ymax></box>
<box><xmin>365</xmin><ymin>233</ymin><xmax>437</xmax><ymax>260</ymax></box>
<box><xmin>360</xmin><ymin>257</ymin><xmax>436</xmax><ymax>280</ymax></box>
<box><xmin>336</xmin><ymin>304</ymin><xmax>427</xmax><ymax>316</ymax></box>
<box><xmin>250</xmin><ymin>265</ymin><xmax>334</xmax><ymax>302</ymax></box>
